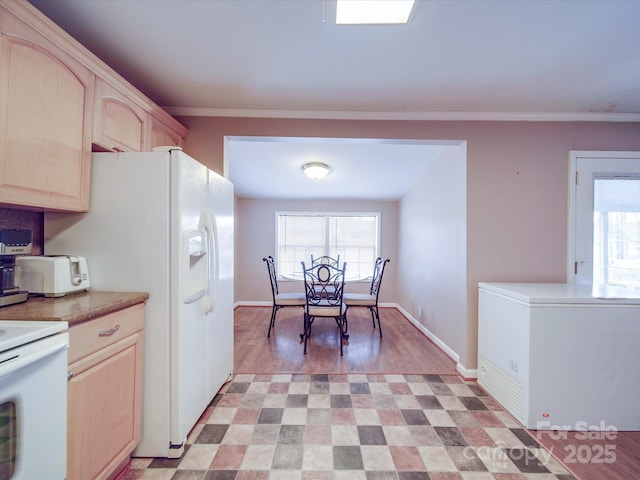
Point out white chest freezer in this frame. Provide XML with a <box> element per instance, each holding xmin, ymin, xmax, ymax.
<box><xmin>477</xmin><ymin>282</ymin><xmax>640</xmax><ymax>431</ymax></box>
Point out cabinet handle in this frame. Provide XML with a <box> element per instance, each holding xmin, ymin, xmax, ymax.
<box><xmin>98</xmin><ymin>324</ymin><xmax>120</xmax><ymax>336</ymax></box>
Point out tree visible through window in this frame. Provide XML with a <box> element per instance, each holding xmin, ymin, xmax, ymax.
<box><xmin>276</xmin><ymin>212</ymin><xmax>380</xmax><ymax>280</ymax></box>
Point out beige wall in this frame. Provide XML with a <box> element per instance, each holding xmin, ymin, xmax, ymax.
<box><xmin>177</xmin><ymin>115</ymin><xmax>640</xmax><ymax>372</ymax></box>
<box><xmin>398</xmin><ymin>142</ymin><xmax>467</xmax><ymax>369</ymax></box>
<box><xmin>235</xmin><ymin>197</ymin><xmax>398</xmax><ymax>305</ymax></box>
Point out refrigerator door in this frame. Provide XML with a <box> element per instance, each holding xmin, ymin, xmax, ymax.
<box><xmin>206</xmin><ymin>170</ymin><xmax>235</xmax><ymax>399</ymax></box>
<box><xmin>169</xmin><ymin>150</ymin><xmax>212</xmax><ymax>449</ymax></box>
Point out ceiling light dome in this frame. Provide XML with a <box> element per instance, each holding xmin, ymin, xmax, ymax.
<box><xmin>336</xmin><ymin>0</ymin><xmax>415</xmax><ymax>24</ymax></box>
<box><xmin>302</xmin><ymin>162</ymin><xmax>331</xmax><ymax>180</ymax></box>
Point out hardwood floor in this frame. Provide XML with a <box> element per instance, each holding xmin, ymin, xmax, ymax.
<box><xmin>233</xmin><ymin>305</ymin><xmax>640</xmax><ymax>480</ymax></box>
<box><xmin>234</xmin><ymin>305</ymin><xmax>457</xmax><ymax>374</ymax></box>
<box><xmin>534</xmin><ymin>430</ymin><xmax>640</xmax><ymax>480</ymax></box>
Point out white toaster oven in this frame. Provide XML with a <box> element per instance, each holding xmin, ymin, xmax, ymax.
<box><xmin>16</xmin><ymin>255</ymin><xmax>91</xmax><ymax>297</ymax></box>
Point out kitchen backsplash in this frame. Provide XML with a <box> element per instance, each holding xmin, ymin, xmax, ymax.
<box><xmin>0</xmin><ymin>207</ymin><xmax>44</xmax><ymax>254</ymax></box>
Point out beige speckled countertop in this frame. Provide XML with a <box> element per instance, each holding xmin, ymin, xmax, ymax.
<box><xmin>0</xmin><ymin>291</ymin><xmax>149</xmax><ymax>326</ymax></box>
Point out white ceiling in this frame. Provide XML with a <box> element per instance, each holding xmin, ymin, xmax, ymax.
<box><xmin>227</xmin><ymin>136</ymin><xmax>451</xmax><ymax>200</ymax></box>
<box><xmin>28</xmin><ymin>0</ymin><xmax>640</xmax><ymax>199</ymax></box>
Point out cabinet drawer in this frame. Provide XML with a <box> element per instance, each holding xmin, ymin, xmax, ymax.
<box><xmin>68</xmin><ymin>303</ymin><xmax>144</xmax><ymax>364</ymax></box>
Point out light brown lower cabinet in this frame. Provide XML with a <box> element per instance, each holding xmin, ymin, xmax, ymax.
<box><xmin>67</xmin><ymin>303</ymin><xmax>145</xmax><ymax>480</ymax></box>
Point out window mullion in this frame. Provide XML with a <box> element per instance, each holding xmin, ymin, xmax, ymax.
<box><xmin>324</xmin><ymin>215</ymin><xmax>330</xmax><ymax>256</ymax></box>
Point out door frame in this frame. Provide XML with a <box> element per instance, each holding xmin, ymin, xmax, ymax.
<box><xmin>567</xmin><ymin>150</ymin><xmax>640</xmax><ymax>283</ymax></box>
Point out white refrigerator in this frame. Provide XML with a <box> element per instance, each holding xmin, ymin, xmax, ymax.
<box><xmin>44</xmin><ymin>148</ymin><xmax>234</xmax><ymax>458</ymax></box>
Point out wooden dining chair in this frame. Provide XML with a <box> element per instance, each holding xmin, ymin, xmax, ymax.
<box><xmin>343</xmin><ymin>258</ymin><xmax>390</xmax><ymax>337</ymax></box>
<box><xmin>300</xmin><ymin>260</ymin><xmax>348</xmax><ymax>355</ymax></box>
<box><xmin>263</xmin><ymin>256</ymin><xmax>306</xmax><ymax>337</ymax></box>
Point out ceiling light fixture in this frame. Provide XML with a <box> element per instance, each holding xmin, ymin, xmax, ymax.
<box><xmin>302</xmin><ymin>162</ymin><xmax>331</xmax><ymax>180</ymax></box>
<box><xmin>336</xmin><ymin>0</ymin><xmax>415</xmax><ymax>25</ymax></box>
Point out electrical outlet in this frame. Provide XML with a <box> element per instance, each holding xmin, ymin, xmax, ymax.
<box><xmin>417</xmin><ymin>306</ymin><xmax>422</xmax><ymax>318</ymax></box>
<box><xmin>508</xmin><ymin>359</ymin><xmax>519</xmax><ymax>373</ymax></box>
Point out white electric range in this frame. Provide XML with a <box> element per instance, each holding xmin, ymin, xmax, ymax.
<box><xmin>0</xmin><ymin>320</ymin><xmax>69</xmax><ymax>479</ymax></box>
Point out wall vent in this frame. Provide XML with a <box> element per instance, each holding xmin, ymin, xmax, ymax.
<box><xmin>478</xmin><ymin>355</ymin><xmax>524</xmax><ymax>422</ymax></box>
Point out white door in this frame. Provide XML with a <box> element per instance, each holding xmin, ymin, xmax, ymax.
<box><xmin>169</xmin><ymin>150</ymin><xmax>212</xmax><ymax>446</ymax></box>
<box><xmin>569</xmin><ymin>151</ymin><xmax>640</xmax><ymax>289</ymax></box>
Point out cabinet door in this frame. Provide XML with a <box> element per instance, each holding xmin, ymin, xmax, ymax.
<box><xmin>147</xmin><ymin>113</ymin><xmax>185</xmax><ymax>149</ymax></box>
<box><xmin>0</xmin><ymin>10</ymin><xmax>94</xmax><ymax>211</ymax></box>
<box><xmin>93</xmin><ymin>78</ymin><xmax>146</xmax><ymax>152</ymax></box>
<box><xmin>68</xmin><ymin>331</ymin><xmax>143</xmax><ymax>480</ymax></box>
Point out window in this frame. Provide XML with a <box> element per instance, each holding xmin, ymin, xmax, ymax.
<box><xmin>276</xmin><ymin>212</ymin><xmax>380</xmax><ymax>280</ymax></box>
<box><xmin>593</xmin><ymin>177</ymin><xmax>640</xmax><ymax>288</ymax></box>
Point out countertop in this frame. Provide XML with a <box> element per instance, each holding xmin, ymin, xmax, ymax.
<box><xmin>478</xmin><ymin>282</ymin><xmax>640</xmax><ymax>305</ymax></box>
<box><xmin>0</xmin><ymin>291</ymin><xmax>149</xmax><ymax>326</ymax></box>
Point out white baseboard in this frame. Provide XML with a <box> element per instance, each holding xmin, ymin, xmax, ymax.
<box><xmin>393</xmin><ymin>305</ymin><xmax>478</xmax><ymax>380</ymax></box>
<box><xmin>456</xmin><ymin>364</ymin><xmax>478</xmax><ymax>380</ymax></box>
<box><xmin>235</xmin><ymin>301</ymin><xmax>271</xmax><ymax>308</ymax></box>
<box><xmin>395</xmin><ymin>304</ymin><xmax>460</xmax><ymax>363</ymax></box>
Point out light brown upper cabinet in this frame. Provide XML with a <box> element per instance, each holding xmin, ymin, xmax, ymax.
<box><xmin>0</xmin><ymin>0</ymin><xmax>189</xmax><ymax>211</ymax></box>
<box><xmin>147</xmin><ymin>113</ymin><xmax>187</xmax><ymax>150</ymax></box>
<box><xmin>0</xmin><ymin>5</ymin><xmax>94</xmax><ymax>212</ymax></box>
<box><xmin>93</xmin><ymin>78</ymin><xmax>146</xmax><ymax>152</ymax></box>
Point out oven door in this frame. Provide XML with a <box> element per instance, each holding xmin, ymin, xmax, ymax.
<box><xmin>0</xmin><ymin>332</ymin><xmax>69</xmax><ymax>480</ymax></box>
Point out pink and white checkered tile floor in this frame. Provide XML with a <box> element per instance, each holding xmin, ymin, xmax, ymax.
<box><xmin>123</xmin><ymin>373</ymin><xmax>576</xmax><ymax>480</ymax></box>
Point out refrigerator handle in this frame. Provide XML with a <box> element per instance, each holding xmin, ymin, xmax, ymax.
<box><xmin>201</xmin><ymin>210</ymin><xmax>219</xmax><ymax>314</ymax></box>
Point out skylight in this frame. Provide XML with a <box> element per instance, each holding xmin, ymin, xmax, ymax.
<box><xmin>336</xmin><ymin>0</ymin><xmax>416</xmax><ymax>25</ymax></box>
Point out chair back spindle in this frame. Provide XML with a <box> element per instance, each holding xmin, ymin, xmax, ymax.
<box><xmin>264</xmin><ymin>255</ymin><xmax>279</xmax><ymax>298</ymax></box>
<box><xmin>370</xmin><ymin>257</ymin><xmax>390</xmax><ymax>298</ymax></box>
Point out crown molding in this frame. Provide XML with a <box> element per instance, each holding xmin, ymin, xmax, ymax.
<box><xmin>164</xmin><ymin>107</ymin><xmax>640</xmax><ymax>123</ymax></box>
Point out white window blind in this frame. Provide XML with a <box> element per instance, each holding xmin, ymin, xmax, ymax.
<box><xmin>276</xmin><ymin>212</ymin><xmax>380</xmax><ymax>280</ymax></box>
<box><xmin>593</xmin><ymin>177</ymin><xmax>640</xmax><ymax>289</ymax></box>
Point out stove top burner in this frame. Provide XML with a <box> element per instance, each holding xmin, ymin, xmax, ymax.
<box><xmin>0</xmin><ymin>320</ymin><xmax>67</xmax><ymax>353</ymax></box>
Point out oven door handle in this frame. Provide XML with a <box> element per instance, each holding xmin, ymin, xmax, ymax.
<box><xmin>0</xmin><ymin>341</ymin><xmax>67</xmax><ymax>379</ymax></box>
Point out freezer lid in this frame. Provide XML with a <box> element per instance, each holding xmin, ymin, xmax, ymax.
<box><xmin>478</xmin><ymin>282</ymin><xmax>640</xmax><ymax>305</ymax></box>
